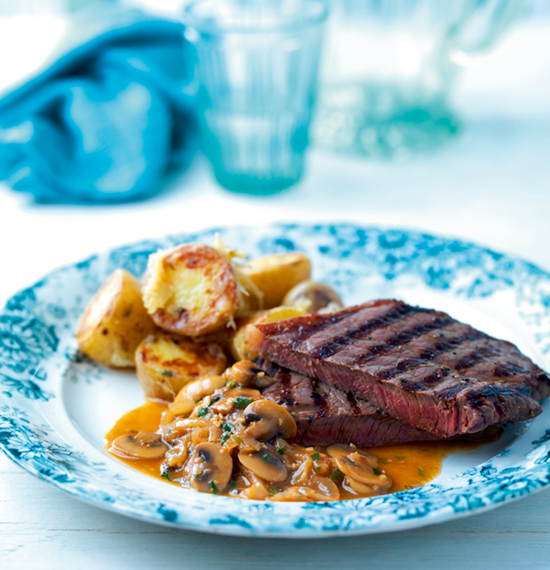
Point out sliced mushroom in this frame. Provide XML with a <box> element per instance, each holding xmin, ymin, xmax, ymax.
<box><xmin>111</xmin><ymin>431</ymin><xmax>168</xmax><ymax>460</ymax></box>
<box><xmin>224</xmin><ymin>360</ymin><xmax>262</xmax><ymax>386</ymax></box>
<box><xmin>253</xmin><ymin>372</ymin><xmax>276</xmax><ymax>389</ymax></box>
<box><xmin>188</xmin><ymin>442</ymin><xmax>233</xmax><ymax>494</ymax></box>
<box><xmin>238</xmin><ymin>449</ymin><xmax>288</xmax><ymax>483</ymax></box>
<box><xmin>326</xmin><ymin>443</ymin><xmax>375</xmax><ymax>461</ymax></box>
<box><xmin>343</xmin><ymin>475</ymin><xmax>391</xmax><ymax>496</ymax></box>
<box><xmin>268</xmin><ymin>486</ymin><xmax>309</xmax><ymax>502</ymax></box>
<box><xmin>327</xmin><ymin>444</ymin><xmax>390</xmax><ymax>487</ymax></box>
<box><xmin>333</xmin><ymin>453</ymin><xmax>387</xmax><ymax>486</ymax></box>
<box><xmin>305</xmin><ymin>476</ymin><xmax>340</xmax><ymax>501</ymax></box>
<box><xmin>223</xmin><ymin>360</ymin><xmax>276</xmax><ymax>389</ymax></box>
<box><xmin>163</xmin><ymin>418</ymin><xmax>210</xmax><ymax>441</ymax></box>
<box><xmin>174</xmin><ymin>374</ymin><xmax>226</xmax><ymax>404</ymax></box>
<box><xmin>243</xmin><ymin>399</ymin><xmax>297</xmax><ymax>441</ymax></box>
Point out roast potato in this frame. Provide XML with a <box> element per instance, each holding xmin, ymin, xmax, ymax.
<box><xmin>136</xmin><ymin>331</ymin><xmax>227</xmax><ymax>401</ymax></box>
<box><xmin>241</xmin><ymin>252</ymin><xmax>312</xmax><ymax>309</ymax></box>
<box><xmin>211</xmin><ymin>235</ymin><xmax>264</xmax><ymax>317</ymax></box>
<box><xmin>282</xmin><ymin>281</ymin><xmax>343</xmax><ymax>314</ymax></box>
<box><xmin>142</xmin><ymin>243</ymin><xmax>240</xmax><ymax>337</ymax></box>
<box><xmin>235</xmin><ymin>267</ymin><xmax>264</xmax><ymax>317</ymax></box>
<box><xmin>229</xmin><ymin>306</ymin><xmax>307</xmax><ymax>361</ymax></box>
<box><xmin>76</xmin><ymin>269</ymin><xmax>155</xmax><ymax>368</ymax></box>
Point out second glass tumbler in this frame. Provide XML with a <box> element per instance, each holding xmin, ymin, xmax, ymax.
<box><xmin>184</xmin><ymin>0</ymin><xmax>328</xmax><ymax>194</ymax></box>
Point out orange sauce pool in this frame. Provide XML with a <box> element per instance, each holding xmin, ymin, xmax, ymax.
<box><xmin>105</xmin><ymin>401</ymin><xmax>171</xmax><ymax>482</ymax></box>
<box><xmin>105</xmin><ymin>400</ymin><xmax>490</xmax><ymax>497</ymax></box>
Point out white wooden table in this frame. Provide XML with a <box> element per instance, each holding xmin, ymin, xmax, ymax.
<box><xmin>1</xmin><ymin>23</ymin><xmax>550</xmax><ymax>570</ymax></box>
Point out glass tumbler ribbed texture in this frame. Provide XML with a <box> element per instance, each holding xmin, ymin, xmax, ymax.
<box><xmin>184</xmin><ymin>0</ymin><xmax>327</xmax><ymax>194</ymax></box>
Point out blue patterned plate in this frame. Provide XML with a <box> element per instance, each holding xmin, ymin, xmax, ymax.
<box><xmin>1</xmin><ymin>223</ymin><xmax>550</xmax><ymax>537</ymax></box>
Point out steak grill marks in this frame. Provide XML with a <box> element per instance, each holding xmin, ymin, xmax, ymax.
<box><xmin>255</xmin><ymin>300</ymin><xmax>548</xmax><ymax>437</ymax></box>
<box><xmin>312</xmin><ymin>303</ymin><xmax>422</xmax><ymax>358</ymax></box>
<box><xmin>335</xmin><ymin>315</ymin><xmax>455</xmax><ymax>365</ymax></box>
<box><xmin>354</xmin><ymin>322</ymin><xmax>484</xmax><ymax>371</ymax></box>
<box><xmin>287</xmin><ymin>306</ymin><xmax>363</xmax><ymax>351</ymax></box>
<box><xmin>453</xmin><ymin>345</ymin><xmax>496</xmax><ymax>371</ymax></box>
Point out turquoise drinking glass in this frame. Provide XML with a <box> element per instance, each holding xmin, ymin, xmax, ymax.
<box><xmin>313</xmin><ymin>0</ymin><xmax>526</xmax><ymax>158</ymax></box>
<box><xmin>183</xmin><ymin>0</ymin><xmax>328</xmax><ymax>194</ymax></box>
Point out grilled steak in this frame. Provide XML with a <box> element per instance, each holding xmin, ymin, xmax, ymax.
<box><xmin>259</xmin><ymin>360</ymin><xmax>443</xmax><ymax>446</ymax></box>
<box><xmin>253</xmin><ymin>300</ymin><xmax>550</xmax><ymax>438</ymax></box>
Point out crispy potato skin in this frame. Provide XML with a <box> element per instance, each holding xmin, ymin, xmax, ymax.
<box><xmin>136</xmin><ymin>331</ymin><xmax>227</xmax><ymax>401</ymax></box>
<box><xmin>142</xmin><ymin>244</ymin><xmax>239</xmax><ymax>337</ymax></box>
<box><xmin>229</xmin><ymin>306</ymin><xmax>307</xmax><ymax>361</ymax></box>
<box><xmin>242</xmin><ymin>252</ymin><xmax>312</xmax><ymax>309</ymax></box>
<box><xmin>76</xmin><ymin>269</ymin><xmax>155</xmax><ymax>368</ymax></box>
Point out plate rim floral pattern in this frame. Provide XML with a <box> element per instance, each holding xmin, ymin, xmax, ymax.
<box><xmin>1</xmin><ymin>222</ymin><xmax>550</xmax><ymax>538</ymax></box>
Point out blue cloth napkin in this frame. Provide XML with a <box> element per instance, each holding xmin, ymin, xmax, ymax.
<box><xmin>0</xmin><ymin>8</ymin><xmax>197</xmax><ymax>204</ymax></box>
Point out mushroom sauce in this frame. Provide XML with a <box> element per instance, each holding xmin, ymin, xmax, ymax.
<box><xmin>105</xmin><ymin>361</ymin><xmax>486</xmax><ymax>502</ymax></box>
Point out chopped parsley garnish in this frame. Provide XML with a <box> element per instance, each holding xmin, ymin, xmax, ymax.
<box><xmin>233</xmin><ymin>397</ymin><xmax>253</xmax><ymax>409</ymax></box>
<box><xmin>381</xmin><ymin>458</ymin><xmax>390</xmax><ymax>464</ymax></box>
<box><xmin>395</xmin><ymin>455</ymin><xmax>406</xmax><ymax>460</ymax></box>
<box><xmin>296</xmin><ymin>493</ymin><xmax>303</xmax><ymax>499</ymax></box>
<box><xmin>209</xmin><ymin>481</ymin><xmax>219</xmax><ymax>494</ymax></box>
<box><xmin>167</xmin><ymin>262</ymin><xmax>175</xmax><ymax>270</ymax></box>
<box><xmin>330</xmin><ymin>468</ymin><xmax>343</xmax><ymax>481</ymax></box>
<box><xmin>220</xmin><ymin>433</ymin><xmax>230</xmax><ymax>443</ymax></box>
<box><xmin>194</xmin><ymin>399</ymin><xmax>201</xmax><ymax>404</ymax></box>
<box><xmin>233</xmin><ymin>437</ymin><xmax>243</xmax><ymax>444</ymax></box>
<box><xmin>222</xmin><ymin>422</ymin><xmax>232</xmax><ymax>432</ymax></box>
<box><xmin>129</xmin><ymin>430</ymin><xmax>138</xmax><ymax>434</ymax></box>
<box><xmin>226</xmin><ymin>380</ymin><xmax>236</xmax><ymax>389</ymax></box>
<box><xmin>313</xmin><ymin>466</ymin><xmax>321</xmax><ymax>473</ymax></box>
<box><xmin>262</xmin><ymin>453</ymin><xmax>270</xmax><ymax>462</ymax></box>
<box><xmin>229</xmin><ymin>479</ymin><xmax>237</xmax><ymax>488</ymax></box>
<box><xmin>277</xmin><ymin>447</ymin><xmax>287</xmax><ymax>456</ymax></box>
<box><xmin>269</xmin><ymin>488</ymin><xmax>279</xmax><ymax>496</ymax></box>
<box><xmin>372</xmin><ymin>467</ymin><xmax>382</xmax><ymax>476</ymax></box>
<box><xmin>197</xmin><ymin>407</ymin><xmax>208</xmax><ymax>418</ymax></box>
<box><xmin>161</xmin><ymin>471</ymin><xmax>171</xmax><ymax>480</ymax></box>
<box><xmin>310</xmin><ymin>452</ymin><xmax>321</xmax><ymax>461</ymax></box>
<box><xmin>161</xmin><ymin>370</ymin><xmax>174</xmax><ymax>376</ymax></box>
<box><xmin>418</xmin><ymin>466</ymin><xmax>425</xmax><ymax>477</ymax></box>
